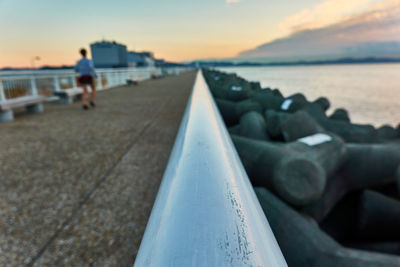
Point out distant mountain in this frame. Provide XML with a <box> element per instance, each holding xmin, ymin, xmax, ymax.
<box><xmin>239</xmin><ymin>40</ymin><xmax>400</xmax><ymax>62</ymax></box>
<box><xmin>188</xmin><ymin>57</ymin><xmax>400</xmax><ymax>68</ymax></box>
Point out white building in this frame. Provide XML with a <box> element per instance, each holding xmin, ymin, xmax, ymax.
<box><xmin>127</xmin><ymin>51</ymin><xmax>155</xmax><ymax>67</ymax></box>
<box><xmin>90</xmin><ymin>41</ymin><xmax>128</xmax><ymax>68</ymax></box>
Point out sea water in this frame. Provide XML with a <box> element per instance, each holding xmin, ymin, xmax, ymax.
<box><xmin>218</xmin><ymin>64</ymin><xmax>400</xmax><ymax>127</ymax></box>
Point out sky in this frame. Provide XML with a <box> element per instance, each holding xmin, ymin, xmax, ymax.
<box><xmin>0</xmin><ymin>0</ymin><xmax>395</xmax><ymax>67</ymax></box>
<box><xmin>240</xmin><ymin>0</ymin><xmax>400</xmax><ymax>60</ymax></box>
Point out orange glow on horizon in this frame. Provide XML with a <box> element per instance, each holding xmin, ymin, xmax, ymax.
<box><xmin>0</xmin><ymin>42</ymin><xmax>253</xmax><ymax>68</ymax></box>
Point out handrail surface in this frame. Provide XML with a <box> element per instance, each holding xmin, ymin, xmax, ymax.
<box><xmin>134</xmin><ymin>70</ymin><xmax>287</xmax><ymax>267</ymax></box>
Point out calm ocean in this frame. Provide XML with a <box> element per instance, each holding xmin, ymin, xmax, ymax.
<box><xmin>218</xmin><ymin>64</ymin><xmax>400</xmax><ymax>127</ymax></box>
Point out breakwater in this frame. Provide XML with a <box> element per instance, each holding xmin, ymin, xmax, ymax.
<box><xmin>203</xmin><ymin>69</ymin><xmax>400</xmax><ymax>266</ymax></box>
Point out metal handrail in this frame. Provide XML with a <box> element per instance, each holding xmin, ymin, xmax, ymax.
<box><xmin>0</xmin><ymin>67</ymin><xmax>189</xmax><ymax>101</ymax></box>
<box><xmin>0</xmin><ymin>66</ymin><xmax>188</xmax><ymax>78</ymax></box>
<box><xmin>0</xmin><ymin>66</ymin><xmax>160</xmax><ymax>77</ymax></box>
<box><xmin>134</xmin><ymin>70</ymin><xmax>287</xmax><ymax>267</ymax></box>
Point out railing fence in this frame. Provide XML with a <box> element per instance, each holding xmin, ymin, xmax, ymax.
<box><xmin>0</xmin><ymin>67</ymin><xmax>189</xmax><ymax>102</ymax></box>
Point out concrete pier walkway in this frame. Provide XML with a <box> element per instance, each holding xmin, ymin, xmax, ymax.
<box><xmin>0</xmin><ymin>71</ymin><xmax>196</xmax><ymax>266</ymax></box>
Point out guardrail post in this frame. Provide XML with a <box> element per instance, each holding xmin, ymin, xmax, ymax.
<box><xmin>72</xmin><ymin>75</ymin><xmax>77</xmax><ymax>88</ymax></box>
<box><xmin>53</xmin><ymin>76</ymin><xmax>61</xmax><ymax>92</ymax></box>
<box><xmin>30</xmin><ymin>76</ymin><xmax>38</xmax><ymax>96</ymax></box>
<box><xmin>124</xmin><ymin>71</ymin><xmax>128</xmax><ymax>84</ymax></box>
<box><xmin>97</xmin><ymin>73</ymin><xmax>103</xmax><ymax>90</ymax></box>
<box><xmin>102</xmin><ymin>73</ymin><xmax>108</xmax><ymax>88</ymax></box>
<box><xmin>0</xmin><ymin>79</ymin><xmax>5</xmax><ymax>101</ymax></box>
<box><xmin>112</xmin><ymin>72</ymin><xmax>116</xmax><ymax>86</ymax></box>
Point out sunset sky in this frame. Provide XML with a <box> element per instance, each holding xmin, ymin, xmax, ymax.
<box><xmin>0</xmin><ymin>0</ymin><xmax>397</xmax><ymax>67</ymax></box>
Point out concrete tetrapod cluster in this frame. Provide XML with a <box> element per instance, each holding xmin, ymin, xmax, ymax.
<box><xmin>232</xmin><ymin>135</ymin><xmax>346</xmax><ymax>206</ymax></box>
<box><xmin>321</xmin><ymin>190</ymin><xmax>400</xmax><ymax>254</ymax></box>
<box><xmin>255</xmin><ymin>187</ymin><xmax>400</xmax><ymax>267</ymax></box>
<box><xmin>203</xmin><ymin>69</ymin><xmax>400</xmax><ymax>265</ymax></box>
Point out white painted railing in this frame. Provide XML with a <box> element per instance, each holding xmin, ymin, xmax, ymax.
<box><xmin>162</xmin><ymin>67</ymin><xmax>188</xmax><ymax>76</ymax></box>
<box><xmin>0</xmin><ymin>67</ymin><xmax>188</xmax><ymax>101</ymax></box>
<box><xmin>134</xmin><ymin>70</ymin><xmax>287</xmax><ymax>267</ymax></box>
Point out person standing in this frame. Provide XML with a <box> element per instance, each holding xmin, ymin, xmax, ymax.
<box><xmin>75</xmin><ymin>48</ymin><xmax>97</xmax><ymax>110</ymax></box>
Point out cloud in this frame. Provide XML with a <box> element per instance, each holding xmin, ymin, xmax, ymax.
<box><xmin>239</xmin><ymin>0</ymin><xmax>400</xmax><ymax>59</ymax></box>
<box><xmin>279</xmin><ymin>0</ymin><xmax>377</xmax><ymax>33</ymax></box>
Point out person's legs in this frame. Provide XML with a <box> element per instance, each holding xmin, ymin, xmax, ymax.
<box><xmin>82</xmin><ymin>85</ymin><xmax>89</xmax><ymax>109</ymax></box>
<box><xmin>89</xmin><ymin>80</ymin><xmax>96</xmax><ymax>106</ymax></box>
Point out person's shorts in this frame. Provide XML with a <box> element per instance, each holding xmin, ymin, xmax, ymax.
<box><xmin>78</xmin><ymin>75</ymin><xmax>93</xmax><ymax>85</ymax></box>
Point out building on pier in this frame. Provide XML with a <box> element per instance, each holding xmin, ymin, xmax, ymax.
<box><xmin>90</xmin><ymin>41</ymin><xmax>128</xmax><ymax>68</ymax></box>
<box><xmin>127</xmin><ymin>51</ymin><xmax>156</xmax><ymax>67</ymax></box>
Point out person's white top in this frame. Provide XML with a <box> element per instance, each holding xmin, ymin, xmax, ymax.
<box><xmin>75</xmin><ymin>58</ymin><xmax>96</xmax><ymax>77</ymax></box>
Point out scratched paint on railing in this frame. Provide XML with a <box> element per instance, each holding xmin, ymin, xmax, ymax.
<box><xmin>219</xmin><ymin>182</ymin><xmax>255</xmax><ymax>266</ymax></box>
